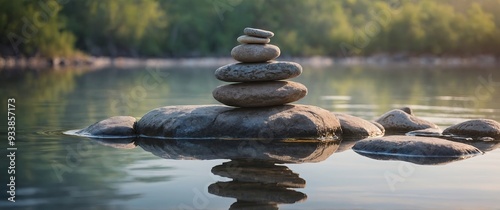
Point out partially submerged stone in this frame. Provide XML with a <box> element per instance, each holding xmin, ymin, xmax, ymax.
<box><xmin>443</xmin><ymin>119</ymin><xmax>500</xmax><ymax>140</ymax></box>
<box><xmin>136</xmin><ymin>104</ymin><xmax>341</xmax><ymax>140</ymax></box>
<box><xmin>76</xmin><ymin>116</ymin><xmax>136</xmax><ymax>137</ymax></box>
<box><xmin>375</xmin><ymin>109</ymin><xmax>439</xmax><ymax>134</ymax></box>
<box><xmin>352</xmin><ymin>136</ymin><xmax>482</xmax><ymax>165</ymax></box>
<box><xmin>334</xmin><ymin>113</ymin><xmax>384</xmax><ymax>139</ymax></box>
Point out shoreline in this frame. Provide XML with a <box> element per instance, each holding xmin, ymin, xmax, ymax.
<box><xmin>0</xmin><ymin>55</ymin><xmax>498</xmax><ymax>69</ymax></box>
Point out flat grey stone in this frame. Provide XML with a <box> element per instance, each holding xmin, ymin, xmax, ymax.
<box><xmin>353</xmin><ymin>136</ymin><xmax>482</xmax><ymax>165</ymax></box>
<box><xmin>334</xmin><ymin>113</ymin><xmax>384</xmax><ymax>139</ymax></box>
<box><xmin>76</xmin><ymin>116</ymin><xmax>136</xmax><ymax>137</ymax></box>
<box><xmin>231</xmin><ymin>44</ymin><xmax>280</xmax><ymax>63</ymax></box>
<box><xmin>214</xmin><ymin>61</ymin><xmax>302</xmax><ymax>82</ymax></box>
<box><xmin>136</xmin><ymin>104</ymin><xmax>341</xmax><ymax>140</ymax></box>
<box><xmin>212</xmin><ymin>81</ymin><xmax>307</xmax><ymax>107</ymax></box>
<box><xmin>443</xmin><ymin>119</ymin><xmax>500</xmax><ymax>139</ymax></box>
<box><xmin>244</xmin><ymin>27</ymin><xmax>274</xmax><ymax>38</ymax></box>
<box><xmin>375</xmin><ymin>109</ymin><xmax>439</xmax><ymax>134</ymax></box>
<box><xmin>237</xmin><ymin>35</ymin><xmax>270</xmax><ymax>44</ymax></box>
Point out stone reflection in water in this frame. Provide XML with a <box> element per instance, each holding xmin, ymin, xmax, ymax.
<box><xmin>209</xmin><ymin>160</ymin><xmax>307</xmax><ymax>210</ymax></box>
<box><xmin>132</xmin><ymin>138</ymin><xmax>339</xmax><ymax>209</ymax></box>
<box><xmin>135</xmin><ymin>138</ymin><xmax>340</xmax><ymax>163</ymax></box>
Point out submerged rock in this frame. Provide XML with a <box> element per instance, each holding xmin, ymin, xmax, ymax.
<box><xmin>334</xmin><ymin>113</ymin><xmax>384</xmax><ymax>138</ymax></box>
<box><xmin>443</xmin><ymin>119</ymin><xmax>500</xmax><ymax>139</ymax></box>
<box><xmin>76</xmin><ymin>116</ymin><xmax>136</xmax><ymax>137</ymax></box>
<box><xmin>136</xmin><ymin>104</ymin><xmax>339</xmax><ymax>139</ymax></box>
<box><xmin>375</xmin><ymin>109</ymin><xmax>439</xmax><ymax>134</ymax></box>
<box><xmin>352</xmin><ymin>136</ymin><xmax>482</xmax><ymax>165</ymax></box>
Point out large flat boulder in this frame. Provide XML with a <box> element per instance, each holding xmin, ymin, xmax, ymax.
<box><xmin>136</xmin><ymin>104</ymin><xmax>341</xmax><ymax>140</ymax></box>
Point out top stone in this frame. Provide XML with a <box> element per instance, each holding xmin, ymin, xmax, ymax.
<box><xmin>244</xmin><ymin>27</ymin><xmax>274</xmax><ymax>38</ymax></box>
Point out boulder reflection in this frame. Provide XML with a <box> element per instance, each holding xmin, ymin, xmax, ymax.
<box><xmin>134</xmin><ymin>138</ymin><xmax>340</xmax><ymax>209</ymax></box>
<box><xmin>209</xmin><ymin>160</ymin><xmax>307</xmax><ymax>209</ymax></box>
<box><xmin>135</xmin><ymin>138</ymin><xmax>340</xmax><ymax>163</ymax></box>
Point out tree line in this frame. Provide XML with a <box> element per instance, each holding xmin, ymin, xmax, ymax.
<box><xmin>1</xmin><ymin>0</ymin><xmax>500</xmax><ymax>58</ymax></box>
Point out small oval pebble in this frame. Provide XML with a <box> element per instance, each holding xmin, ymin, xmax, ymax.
<box><xmin>244</xmin><ymin>27</ymin><xmax>274</xmax><ymax>38</ymax></box>
<box><xmin>231</xmin><ymin>44</ymin><xmax>280</xmax><ymax>63</ymax></box>
<box><xmin>212</xmin><ymin>81</ymin><xmax>307</xmax><ymax>107</ymax></box>
<box><xmin>237</xmin><ymin>35</ymin><xmax>270</xmax><ymax>44</ymax></box>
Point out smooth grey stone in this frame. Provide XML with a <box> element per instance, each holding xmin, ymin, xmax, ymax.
<box><xmin>214</xmin><ymin>61</ymin><xmax>302</xmax><ymax>82</ymax></box>
<box><xmin>231</xmin><ymin>44</ymin><xmax>280</xmax><ymax>63</ymax></box>
<box><xmin>375</xmin><ymin>109</ymin><xmax>439</xmax><ymax>134</ymax></box>
<box><xmin>244</xmin><ymin>27</ymin><xmax>274</xmax><ymax>38</ymax></box>
<box><xmin>237</xmin><ymin>35</ymin><xmax>270</xmax><ymax>44</ymax></box>
<box><xmin>352</xmin><ymin>135</ymin><xmax>483</xmax><ymax>165</ymax></box>
<box><xmin>334</xmin><ymin>113</ymin><xmax>384</xmax><ymax>139</ymax></box>
<box><xmin>213</xmin><ymin>81</ymin><xmax>307</xmax><ymax>107</ymax></box>
<box><xmin>136</xmin><ymin>104</ymin><xmax>341</xmax><ymax>140</ymax></box>
<box><xmin>443</xmin><ymin>119</ymin><xmax>500</xmax><ymax>139</ymax></box>
<box><xmin>76</xmin><ymin>116</ymin><xmax>136</xmax><ymax>137</ymax></box>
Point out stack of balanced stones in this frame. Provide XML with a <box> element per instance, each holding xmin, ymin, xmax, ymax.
<box><xmin>213</xmin><ymin>27</ymin><xmax>307</xmax><ymax>107</ymax></box>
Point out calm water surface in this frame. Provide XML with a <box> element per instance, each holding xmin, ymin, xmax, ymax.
<box><xmin>1</xmin><ymin>65</ymin><xmax>500</xmax><ymax>209</ymax></box>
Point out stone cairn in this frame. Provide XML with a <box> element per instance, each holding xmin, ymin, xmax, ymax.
<box><xmin>213</xmin><ymin>27</ymin><xmax>307</xmax><ymax>107</ymax></box>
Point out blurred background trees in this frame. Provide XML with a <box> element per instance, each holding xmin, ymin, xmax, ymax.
<box><xmin>1</xmin><ymin>0</ymin><xmax>500</xmax><ymax>58</ymax></box>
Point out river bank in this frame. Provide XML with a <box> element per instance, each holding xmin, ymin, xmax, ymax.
<box><xmin>0</xmin><ymin>54</ymin><xmax>498</xmax><ymax>69</ymax></box>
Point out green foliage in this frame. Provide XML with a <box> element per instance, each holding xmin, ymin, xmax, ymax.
<box><xmin>0</xmin><ymin>0</ymin><xmax>76</xmax><ymax>57</ymax></box>
<box><xmin>1</xmin><ymin>0</ymin><xmax>500</xmax><ymax>57</ymax></box>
